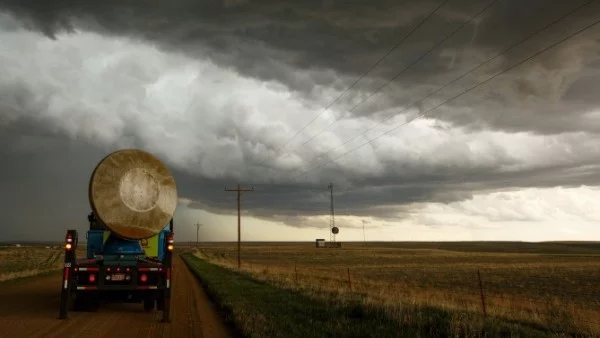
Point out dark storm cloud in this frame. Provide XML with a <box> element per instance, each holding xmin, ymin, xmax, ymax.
<box><xmin>173</xmin><ymin>153</ymin><xmax>600</xmax><ymax>228</ymax></box>
<box><xmin>0</xmin><ymin>121</ymin><xmax>107</xmax><ymax>240</ymax></box>
<box><xmin>1</xmin><ymin>0</ymin><xmax>600</xmax><ymax>238</ymax></box>
<box><xmin>1</xmin><ymin>118</ymin><xmax>599</xmax><ymax>237</ymax></box>
<box><xmin>3</xmin><ymin>0</ymin><xmax>599</xmax><ymax>128</ymax></box>
<box><xmin>1</xmin><ymin>0</ymin><xmax>597</xmax><ymax>144</ymax></box>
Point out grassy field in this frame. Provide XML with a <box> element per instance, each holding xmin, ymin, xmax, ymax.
<box><xmin>182</xmin><ymin>253</ymin><xmax>555</xmax><ymax>337</ymax></box>
<box><xmin>0</xmin><ymin>245</ymin><xmax>85</xmax><ymax>282</ymax></box>
<box><xmin>189</xmin><ymin>241</ymin><xmax>600</xmax><ymax>337</ymax></box>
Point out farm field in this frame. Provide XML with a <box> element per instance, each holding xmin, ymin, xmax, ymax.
<box><xmin>192</xmin><ymin>241</ymin><xmax>600</xmax><ymax>337</ymax></box>
<box><xmin>0</xmin><ymin>245</ymin><xmax>85</xmax><ymax>282</ymax></box>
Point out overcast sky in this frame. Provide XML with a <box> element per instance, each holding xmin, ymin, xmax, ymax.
<box><xmin>1</xmin><ymin>0</ymin><xmax>599</xmax><ymax>242</ymax></box>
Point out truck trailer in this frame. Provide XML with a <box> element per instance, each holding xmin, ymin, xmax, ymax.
<box><xmin>59</xmin><ymin>148</ymin><xmax>178</xmax><ymax>322</ymax></box>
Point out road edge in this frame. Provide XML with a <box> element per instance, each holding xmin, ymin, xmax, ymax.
<box><xmin>179</xmin><ymin>253</ymin><xmax>245</xmax><ymax>338</ymax></box>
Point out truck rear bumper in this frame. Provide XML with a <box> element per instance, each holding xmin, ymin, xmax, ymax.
<box><xmin>72</xmin><ymin>284</ymin><xmax>167</xmax><ymax>291</ymax></box>
<box><xmin>73</xmin><ymin>288</ymin><xmax>164</xmax><ymax>302</ymax></box>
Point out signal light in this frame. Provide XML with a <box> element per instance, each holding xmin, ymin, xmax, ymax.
<box><xmin>140</xmin><ymin>274</ymin><xmax>148</xmax><ymax>283</ymax></box>
<box><xmin>167</xmin><ymin>244</ymin><xmax>174</xmax><ymax>251</ymax></box>
<box><xmin>65</xmin><ymin>243</ymin><xmax>72</xmax><ymax>250</ymax></box>
<box><xmin>89</xmin><ymin>274</ymin><xmax>96</xmax><ymax>283</ymax></box>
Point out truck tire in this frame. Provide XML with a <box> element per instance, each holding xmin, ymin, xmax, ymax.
<box><xmin>143</xmin><ymin>298</ymin><xmax>155</xmax><ymax>312</ymax></box>
<box><xmin>73</xmin><ymin>293</ymin><xmax>100</xmax><ymax>312</ymax></box>
<box><xmin>73</xmin><ymin>294</ymin><xmax>86</xmax><ymax>311</ymax></box>
<box><xmin>156</xmin><ymin>298</ymin><xmax>165</xmax><ymax>311</ymax></box>
<box><xmin>88</xmin><ymin>295</ymin><xmax>100</xmax><ymax>312</ymax></box>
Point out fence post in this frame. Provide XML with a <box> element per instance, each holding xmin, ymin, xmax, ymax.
<box><xmin>477</xmin><ymin>269</ymin><xmax>487</xmax><ymax>318</ymax></box>
<box><xmin>294</xmin><ymin>263</ymin><xmax>298</xmax><ymax>283</ymax></box>
<box><xmin>347</xmin><ymin>268</ymin><xmax>352</xmax><ymax>291</ymax></box>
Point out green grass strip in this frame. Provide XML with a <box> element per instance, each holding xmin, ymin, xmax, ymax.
<box><xmin>181</xmin><ymin>253</ymin><xmax>555</xmax><ymax>338</ymax></box>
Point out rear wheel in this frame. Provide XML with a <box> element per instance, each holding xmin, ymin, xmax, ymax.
<box><xmin>73</xmin><ymin>293</ymin><xmax>99</xmax><ymax>312</ymax></box>
<box><xmin>87</xmin><ymin>295</ymin><xmax>100</xmax><ymax>312</ymax></box>
<box><xmin>72</xmin><ymin>293</ymin><xmax>86</xmax><ymax>311</ymax></box>
<box><xmin>143</xmin><ymin>298</ymin><xmax>155</xmax><ymax>312</ymax></box>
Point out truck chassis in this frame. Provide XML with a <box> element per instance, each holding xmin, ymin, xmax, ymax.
<box><xmin>59</xmin><ymin>220</ymin><xmax>174</xmax><ymax>322</ymax></box>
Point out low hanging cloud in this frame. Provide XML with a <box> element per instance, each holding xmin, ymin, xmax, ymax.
<box><xmin>414</xmin><ymin>186</ymin><xmax>600</xmax><ymax>234</ymax></box>
<box><xmin>0</xmin><ymin>0</ymin><xmax>600</xmax><ymax>237</ymax></box>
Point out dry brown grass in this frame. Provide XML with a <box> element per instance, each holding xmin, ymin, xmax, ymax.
<box><xmin>192</xmin><ymin>242</ymin><xmax>600</xmax><ymax>337</ymax></box>
<box><xmin>0</xmin><ymin>245</ymin><xmax>85</xmax><ymax>282</ymax></box>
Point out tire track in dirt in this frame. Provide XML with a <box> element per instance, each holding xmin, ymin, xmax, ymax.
<box><xmin>0</xmin><ymin>255</ymin><xmax>234</xmax><ymax>338</ymax></box>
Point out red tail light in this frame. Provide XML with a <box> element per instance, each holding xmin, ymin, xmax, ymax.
<box><xmin>89</xmin><ymin>274</ymin><xmax>96</xmax><ymax>283</ymax></box>
<box><xmin>140</xmin><ymin>274</ymin><xmax>148</xmax><ymax>283</ymax></box>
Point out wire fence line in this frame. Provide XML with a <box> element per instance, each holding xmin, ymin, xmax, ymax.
<box><xmin>193</xmin><ymin>249</ymin><xmax>600</xmax><ymax>335</ymax></box>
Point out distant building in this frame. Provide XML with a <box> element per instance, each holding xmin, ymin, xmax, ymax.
<box><xmin>315</xmin><ymin>239</ymin><xmax>325</xmax><ymax>248</ymax></box>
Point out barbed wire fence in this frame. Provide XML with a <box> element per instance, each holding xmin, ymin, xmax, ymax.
<box><xmin>192</xmin><ymin>247</ymin><xmax>600</xmax><ymax>336</ymax></box>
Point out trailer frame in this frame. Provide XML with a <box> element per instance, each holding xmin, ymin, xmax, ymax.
<box><xmin>59</xmin><ymin>219</ymin><xmax>174</xmax><ymax>322</ymax></box>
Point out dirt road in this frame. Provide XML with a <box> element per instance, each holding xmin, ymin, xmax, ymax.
<box><xmin>0</xmin><ymin>255</ymin><xmax>234</xmax><ymax>338</ymax></box>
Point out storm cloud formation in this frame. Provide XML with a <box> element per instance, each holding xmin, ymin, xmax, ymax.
<box><xmin>0</xmin><ymin>0</ymin><xmax>599</xmax><ymax>239</ymax></box>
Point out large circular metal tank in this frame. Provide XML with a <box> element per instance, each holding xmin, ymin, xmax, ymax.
<box><xmin>88</xmin><ymin>149</ymin><xmax>178</xmax><ymax>240</ymax></box>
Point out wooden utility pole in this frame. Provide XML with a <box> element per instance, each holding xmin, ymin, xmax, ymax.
<box><xmin>194</xmin><ymin>222</ymin><xmax>202</xmax><ymax>247</ymax></box>
<box><xmin>224</xmin><ymin>184</ymin><xmax>254</xmax><ymax>269</ymax></box>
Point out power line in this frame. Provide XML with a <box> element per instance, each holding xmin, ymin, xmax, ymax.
<box><xmin>290</xmin><ymin>0</ymin><xmax>499</xmax><ymax>152</ymax></box>
<box><xmin>291</xmin><ymin>0</ymin><xmax>596</xmax><ymax>175</ymax></box>
<box><xmin>292</xmin><ymin>13</ymin><xmax>600</xmax><ymax>181</ymax></box>
<box><xmin>287</xmin><ymin>1</ymin><xmax>597</xmax><ymax>179</ymax></box>
<box><xmin>252</xmin><ymin>0</ymin><xmax>451</xmax><ymax>170</ymax></box>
